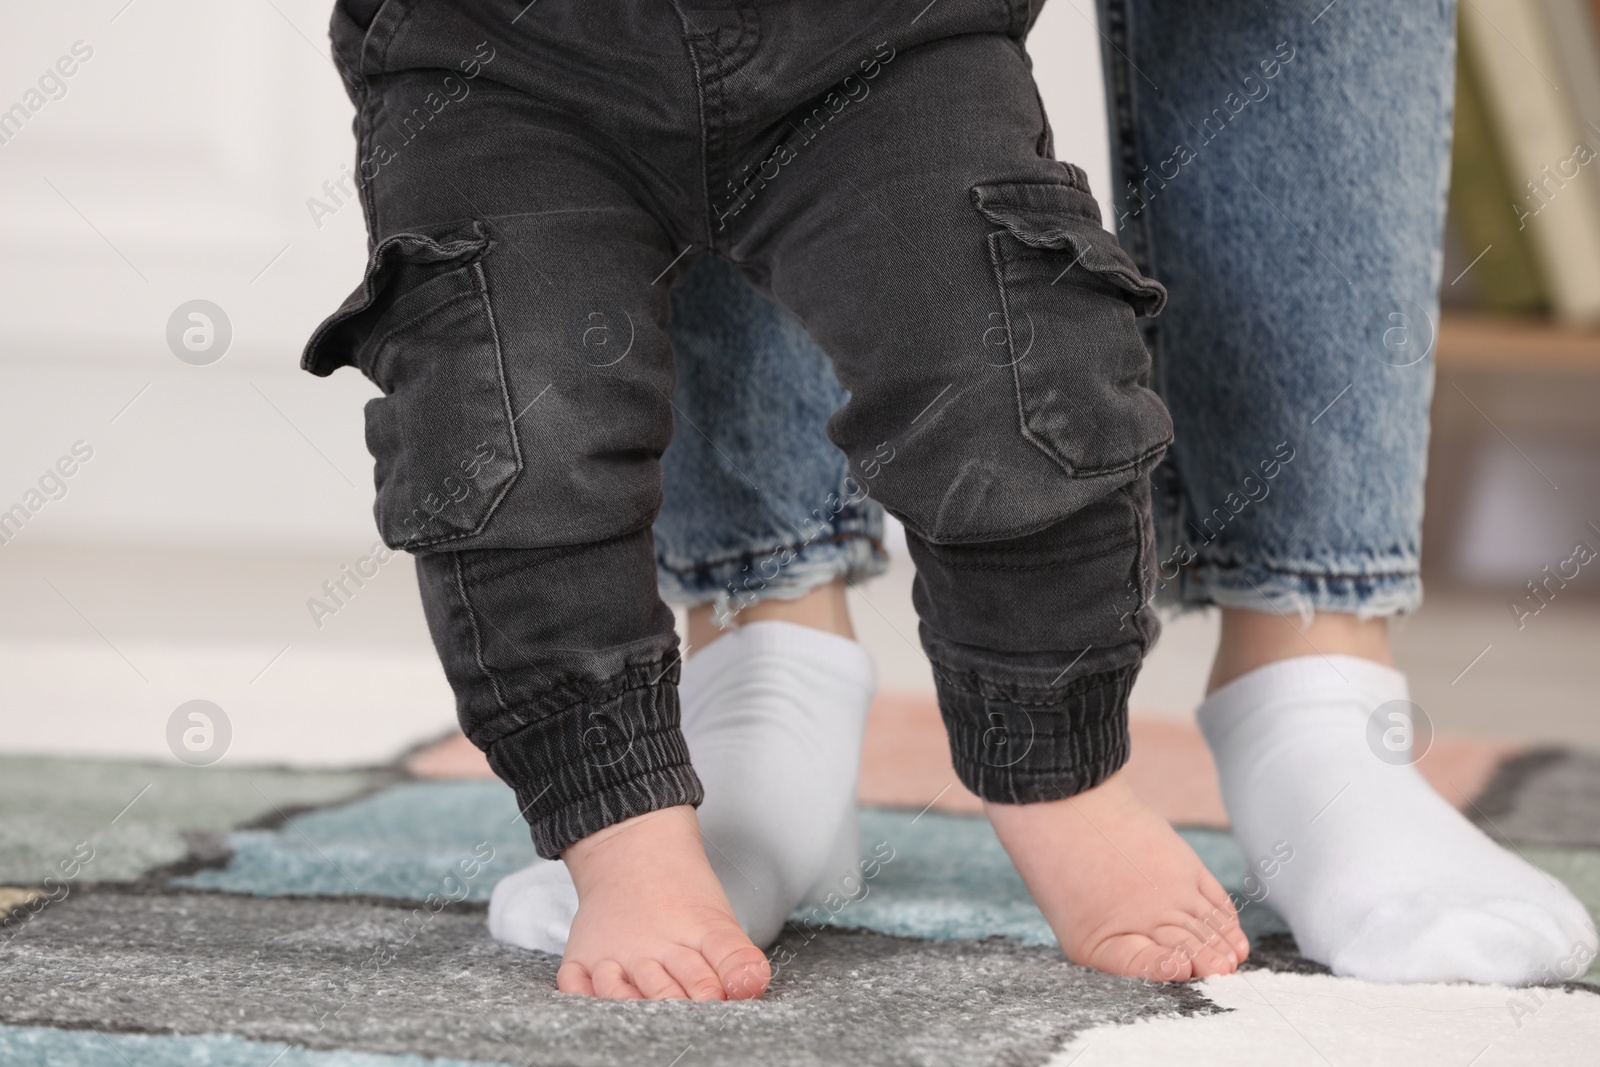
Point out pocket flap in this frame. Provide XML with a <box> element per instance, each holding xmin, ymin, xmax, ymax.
<box><xmin>302</xmin><ymin>222</ymin><xmax>493</xmax><ymax>377</ymax></box>
<box><xmin>971</xmin><ymin>182</ymin><xmax>1166</xmax><ymax>316</ymax></box>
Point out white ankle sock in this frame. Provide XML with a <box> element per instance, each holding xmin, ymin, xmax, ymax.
<box><xmin>1198</xmin><ymin>655</ymin><xmax>1597</xmax><ymax>985</ymax></box>
<box><xmin>488</xmin><ymin>621</ymin><xmax>875</xmax><ymax>953</ymax></box>
<box><xmin>679</xmin><ymin>621</ymin><xmax>875</xmax><ymax>944</ymax></box>
<box><xmin>485</xmin><ymin>856</ymin><xmax>581</xmax><ymax>954</ymax></box>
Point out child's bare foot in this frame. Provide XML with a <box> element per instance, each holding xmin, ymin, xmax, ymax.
<box><xmin>555</xmin><ymin>805</ymin><xmax>772</xmax><ymax>1001</ymax></box>
<box><xmin>985</xmin><ymin>768</ymin><xmax>1249</xmax><ymax>982</ymax></box>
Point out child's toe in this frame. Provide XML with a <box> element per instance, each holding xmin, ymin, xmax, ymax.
<box><xmin>1186</xmin><ymin>938</ymin><xmax>1238</xmax><ymax>977</ymax></box>
<box><xmin>1193</xmin><ymin>877</ymin><xmax>1250</xmax><ymax>961</ymax></box>
<box><xmin>556</xmin><ymin>960</ymin><xmax>595</xmax><ymax>996</ymax></box>
<box><xmin>1100</xmin><ymin>933</ymin><xmax>1193</xmax><ymax>982</ymax></box>
<box><xmin>631</xmin><ymin>958</ymin><xmax>690</xmax><ymax>1000</ymax></box>
<box><xmin>704</xmin><ymin>927</ymin><xmax>772</xmax><ymax>999</ymax></box>
<box><xmin>663</xmin><ymin>944</ymin><xmax>728</xmax><ymax>1001</ymax></box>
<box><xmin>591</xmin><ymin>959</ymin><xmax>645</xmax><ymax>1000</ymax></box>
<box><xmin>1226</xmin><ymin>924</ymin><xmax>1251</xmax><ymax>961</ymax></box>
<box><xmin>1154</xmin><ymin>922</ymin><xmax>1227</xmax><ymax>978</ymax></box>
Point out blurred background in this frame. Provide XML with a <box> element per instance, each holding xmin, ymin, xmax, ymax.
<box><xmin>0</xmin><ymin>0</ymin><xmax>1597</xmax><ymax>774</ymax></box>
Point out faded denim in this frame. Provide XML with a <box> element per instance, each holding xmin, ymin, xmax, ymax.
<box><xmin>307</xmin><ymin>0</ymin><xmax>1171</xmax><ymax>856</ymax></box>
<box><xmin>1099</xmin><ymin>0</ymin><xmax>1454</xmax><ymax>620</ymax></box>
<box><xmin>655</xmin><ymin>256</ymin><xmax>889</xmax><ymax>621</ymax></box>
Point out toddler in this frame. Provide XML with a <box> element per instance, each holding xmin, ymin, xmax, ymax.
<box><xmin>306</xmin><ymin>0</ymin><xmax>1244</xmax><ymax>999</ymax></box>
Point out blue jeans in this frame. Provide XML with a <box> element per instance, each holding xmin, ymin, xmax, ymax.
<box><xmin>657</xmin><ymin>0</ymin><xmax>1455</xmax><ymax>621</ymax></box>
<box><xmin>655</xmin><ymin>256</ymin><xmax>889</xmax><ymax>622</ymax></box>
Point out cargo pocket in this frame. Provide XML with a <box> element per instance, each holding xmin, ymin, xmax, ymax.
<box><xmin>972</xmin><ymin>181</ymin><xmax>1172</xmax><ymax>479</ymax></box>
<box><xmin>301</xmin><ymin>221</ymin><xmax>522</xmax><ymax>552</ymax></box>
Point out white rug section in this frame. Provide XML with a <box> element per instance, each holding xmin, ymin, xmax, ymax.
<box><xmin>1050</xmin><ymin>970</ymin><xmax>1600</xmax><ymax>1067</ymax></box>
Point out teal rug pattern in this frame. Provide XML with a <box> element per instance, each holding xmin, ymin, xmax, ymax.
<box><xmin>176</xmin><ymin>780</ymin><xmax>539</xmax><ymax>902</ymax></box>
<box><xmin>171</xmin><ymin>778</ymin><xmax>1292</xmax><ymax>941</ymax></box>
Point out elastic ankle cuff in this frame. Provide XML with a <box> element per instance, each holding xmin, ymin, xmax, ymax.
<box><xmin>933</xmin><ymin>661</ymin><xmax>1136</xmax><ymax>804</ymax></box>
<box><xmin>487</xmin><ymin>679</ymin><xmax>704</xmax><ymax>858</ymax></box>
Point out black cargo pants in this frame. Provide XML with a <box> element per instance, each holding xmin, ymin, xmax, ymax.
<box><xmin>306</xmin><ymin>0</ymin><xmax>1171</xmax><ymax>857</ymax></box>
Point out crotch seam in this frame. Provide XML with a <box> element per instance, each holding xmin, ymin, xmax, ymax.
<box><xmin>667</xmin><ymin>0</ymin><xmax>717</xmax><ymax>251</ymax></box>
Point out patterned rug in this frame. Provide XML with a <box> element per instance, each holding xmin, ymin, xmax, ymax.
<box><xmin>3</xmin><ymin>704</ymin><xmax>1598</xmax><ymax>1066</ymax></box>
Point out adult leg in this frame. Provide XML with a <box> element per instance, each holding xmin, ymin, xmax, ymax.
<box><xmin>489</xmin><ymin>256</ymin><xmax>886</xmax><ymax>952</ymax></box>
<box><xmin>656</xmin><ymin>256</ymin><xmax>888</xmax><ymax>630</ymax></box>
<box><xmin>1095</xmin><ymin>0</ymin><xmax>1436</xmax><ymax>670</ymax></box>
<box><xmin>660</xmin><ymin>257</ymin><xmax>884</xmax><ymax>941</ymax></box>
<box><xmin>731</xmin><ymin>24</ymin><xmax>1243</xmax><ymax>979</ymax></box>
<box><xmin>1101</xmin><ymin>0</ymin><xmax>1596</xmax><ymax>982</ymax></box>
<box><xmin>313</xmin><ymin>2</ymin><xmax>767</xmax><ymax>1000</ymax></box>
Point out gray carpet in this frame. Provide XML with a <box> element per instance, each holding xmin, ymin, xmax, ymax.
<box><xmin>1473</xmin><ymin>750</ymin><xmax>1600</xmax><ymax>848</ymax></box>
<box><xmin>0</xmin><ymin>888</ymin><xmax>1217</xmax><ymax>1067</ymax></box>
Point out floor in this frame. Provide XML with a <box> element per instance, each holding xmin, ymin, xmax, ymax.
<box><xmin>3</xmin><ymin>532</ymin><xmax>1599</xmax><ymax>1065</ymax></box>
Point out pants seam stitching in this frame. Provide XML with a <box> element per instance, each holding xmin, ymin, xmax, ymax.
<box><xmin>453</xmin><ymin>552</ymin><xmax>516</xmax><ymax>720</ymax></box>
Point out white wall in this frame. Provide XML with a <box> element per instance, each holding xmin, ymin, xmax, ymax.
<box><xmin>1</xmin><ymin>0</ymin><xmax>381</xmax><ymax>554</ymax></box>
<box><xmin>1030</xmin><ymin>0</ymin><xmax>1114</xmax><ymax>209</ymax></box>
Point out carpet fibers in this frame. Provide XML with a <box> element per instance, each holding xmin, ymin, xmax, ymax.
<box><xmin>2</xmin><ymin>741</ymin><xmax>1597</xmax><ymax>1066</ymax></box>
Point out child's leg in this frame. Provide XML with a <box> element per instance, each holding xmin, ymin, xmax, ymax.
<box><xmin>489</xmin><ymin>608</ymin><xmax>875</xmax><ymax>957</ymax></box>
<box><xmin>912</xmin><ymin>501</ymin><xmax>1247</xmax><ymax>980</ymax></box>
<box><xmin>490</xmin><ymin>256</ymin><xmax>884</xmax><ymax>953</ymax></box>
<box><xmin>307</xmin><ymin>18</ymin><xmax>766</xmax><ymax>997</ymax></box>
<box><xmin>727</xmin><ymin>27</ymin><xmax>1243</xmax><ymax>979</ymax></box>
